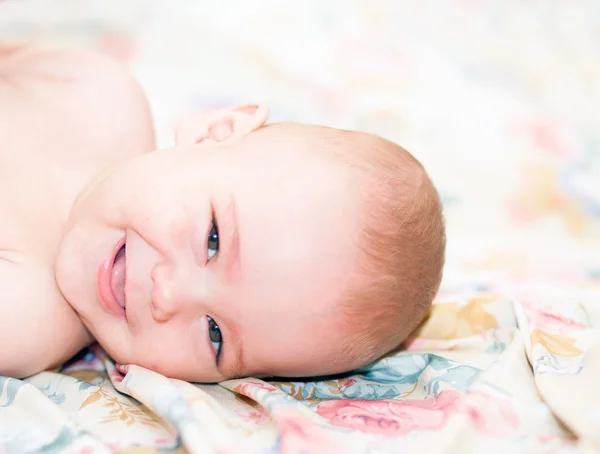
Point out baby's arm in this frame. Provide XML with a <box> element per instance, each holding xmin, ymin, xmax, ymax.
<box><xmin>0</xmin><ymin>260</ymin><xmax>91</xmax><ymax>378</ymax></box>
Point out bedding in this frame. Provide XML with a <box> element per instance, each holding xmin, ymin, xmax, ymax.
<box><xmin>1</xmin><ymin>1</ymin><xmax>599</xmax><ymax>453</ymax></box>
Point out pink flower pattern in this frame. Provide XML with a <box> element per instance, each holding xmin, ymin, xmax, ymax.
<box><xmin>462</xmin><ymin>390</ymin><xmax>519</xmax><ymax>437</ymax></box>
<box><xmin>316</xmin><ymin>390</ymin><xmax>461</xmax><ymax>436</ymax></box>
<box><xmin>317</xmin><ymin>389</ymin><xmax>520</xmax><ymax>438</ymax></box>
<box><xmin>525</xmin><ymin>305</ymin><xmax>587</xmax><ymax>333</ymax></box>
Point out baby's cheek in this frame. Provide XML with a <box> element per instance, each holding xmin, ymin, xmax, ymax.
<box><xmin>127</xmin><ymin>333</ymin><xmax>182</xmax><ymax>373</ymax></box>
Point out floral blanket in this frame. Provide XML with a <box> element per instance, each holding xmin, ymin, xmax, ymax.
<box><xmin>1</xmin><ymin>1</ymin><xmax>599</xmax><ymax>453</ymax></box>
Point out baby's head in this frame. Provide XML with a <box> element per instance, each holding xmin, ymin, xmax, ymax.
<box><xmin>56</xmin><ymin>105</ymin><xmax>444</xmax><ymax>382</ymax></box>
<box><xmin>323</xmin><ymin>126</ymin><xmax>445</xmax><ymax>369</ymax></box>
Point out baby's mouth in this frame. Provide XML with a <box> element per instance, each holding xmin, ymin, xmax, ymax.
<box><xmin>111</xmin><ymin>242</ymin><xmax>126</xmax><ymax>309</ymax></box>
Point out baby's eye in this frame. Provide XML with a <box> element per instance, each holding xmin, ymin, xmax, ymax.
<box><xmin>207</xmin><ymin>219</ymin><xmax>219</xmax><ymax>260</ymax></box>
<box><xmin>207</xmin><ymin>315</ymin><xmax>223</xmax><ymax>362</ymax></box>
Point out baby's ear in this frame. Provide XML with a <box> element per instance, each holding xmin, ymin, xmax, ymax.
<box><xmin>175</xmin><ymin>104</ymin><xmax>269</xmax><ymax>146</ymax></box>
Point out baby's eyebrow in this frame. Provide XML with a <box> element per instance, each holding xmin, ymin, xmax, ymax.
<box><xmin>223</xmin><ymin>196</ymin><xmax>240</xmax><ymax>282</ymax></box>
<box><xmin>222</xmin><ymin>322</ymin><xmax>245</xmax><ymax>379</ymax></box>
<box><xmin>219</xmin><ymin>194</ymin><xmax>243</xmax><ymax>379</ymax></box>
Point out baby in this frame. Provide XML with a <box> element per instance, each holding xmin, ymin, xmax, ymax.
<box><xmin>0</xmin><ymin>42</ymin><xmax>445</xmax><ymax>382</ymax></box>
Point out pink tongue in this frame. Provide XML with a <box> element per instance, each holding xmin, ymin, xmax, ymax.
<box><xmin>111</xmin><ymin>248</ymin><xmax>126</xmax><ymax>308</ymax></box>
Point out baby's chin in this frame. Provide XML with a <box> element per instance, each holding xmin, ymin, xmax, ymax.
<box><xmin>96</xmin><ymin>341</ymin><xmax>131</xmax><ymax>370</ymax></box>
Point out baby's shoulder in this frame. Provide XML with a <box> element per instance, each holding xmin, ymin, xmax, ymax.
<box><xmin>1</xmin><ymin>41</ymin><xmax>134</xmax><ymax>88</ymax></box>
<box><xmin>1</xmin><ymin>41</ymin><xmax>153</xmax><ymax>129</ymax></box>
<box><xmin>0</xmin><ymin>41</ymin><xmax>155</xmax><ymax>160</ymax></box>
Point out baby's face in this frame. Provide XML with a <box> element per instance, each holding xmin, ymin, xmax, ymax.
<box><xmin>56</xmin><ymin>128</ymin><xmax>364</xmax><ymax>381</ymax></box>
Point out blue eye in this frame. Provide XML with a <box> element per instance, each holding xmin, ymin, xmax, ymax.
<box><xmin>207</xmin><ymin>219</ymin><xmax>219</xmax><ymax>260</ymax></box>
<box><xmin>207</xmin><ymin>316</ymin><xmax>223</xmax><ymax>363</ymax></box>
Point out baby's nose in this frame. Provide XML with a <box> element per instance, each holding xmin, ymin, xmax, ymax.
<box><xmin>150</xmin><ymin>262</ymin><xmax>198</xmax><ymax>322</ymax></box>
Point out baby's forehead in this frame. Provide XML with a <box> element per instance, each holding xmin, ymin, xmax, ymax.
<box><xmin>248</xmin><ymin>123</ymin><xmax>353</xmax><ymax>154</ymax></box>
<box><xmin>233</xmin><ymin>128</ymin><xmax>355</xmax><ymax>178</ymax></box>
<box><xmin>251</xmin><ymin>123</ymin><xmax>411</xmax><ymax>174</ymax></box>
<box><xmin>233</xmin><ymin>123</ymin><xmax>424</xmax><ymax>211</ymax></box>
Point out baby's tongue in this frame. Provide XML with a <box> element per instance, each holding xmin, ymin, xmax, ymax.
<box><xmin>111</xmin><ymin>247</ymin><xmax>126</xmax><ymax>309</ymax></box>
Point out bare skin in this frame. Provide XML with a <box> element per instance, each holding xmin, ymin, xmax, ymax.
<box><xmin>0</xmin><ymin>43</ymin><xmax>155</xmax><ymax>377</ymax></box>
<box><xmin>0</xmin><ymin>43</ymin><xmax>368</xmax><ymax>381</ymax></box>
